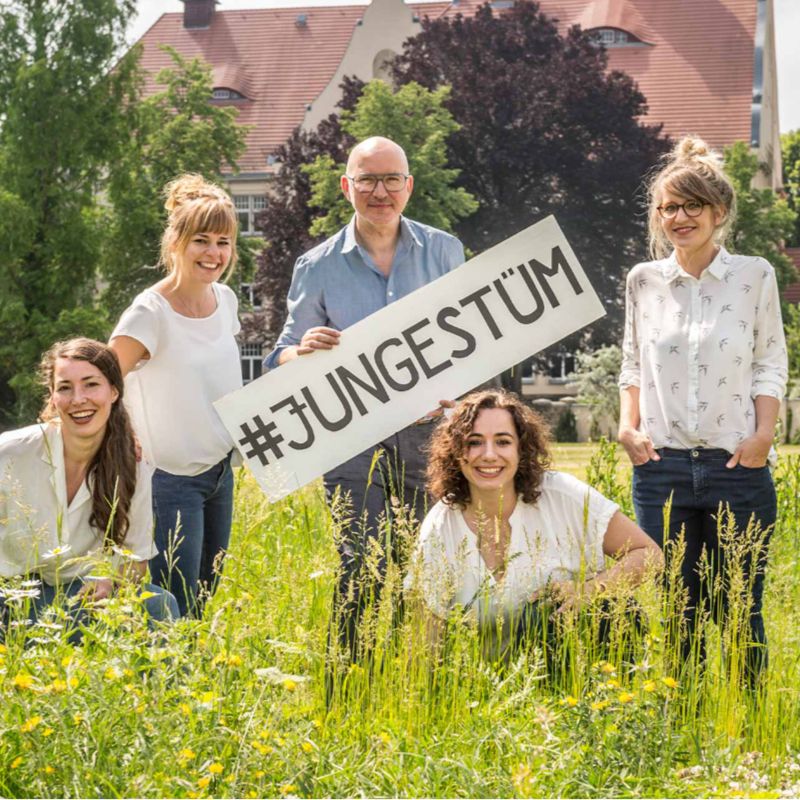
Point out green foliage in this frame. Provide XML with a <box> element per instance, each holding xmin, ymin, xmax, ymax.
<box><xmin>554</xmin><ymin>407</ymin><xmax>578</xmax><ymax>443</ymax></box>
<box><xmin>724</xmin><ymin>141</ymin><xmax>798</xmax><ymax>291</ymax></box>
<box><xmin>781</xmin><ymin>129</ymin><xmax>800</xmax><ymax>246</ymax></box>
<box><xmin>572</xmin><ymin>345</ymin><xmax>622</xmax><ymax>435</ymax></box>
<box><xmin>784</xmin><ymin>303</ymin><xmax>800</xmax><ymax>398</ymax></box>
<box><xmin>304</xmin><ymin>80</ymin><xmax>478</xmax><ymax>239</ymax></box>
<box><xmin>100</xmin><ymin>47</ymin><xmax>249</xmax><ymax>319</ymax></box>
<box><xmin>0</xmin><ymin>0</ymin><xmax>137</xmax><ymax>425</ymax></box>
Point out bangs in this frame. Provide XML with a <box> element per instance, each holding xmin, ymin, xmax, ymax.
<box><xmin>176</xmin><ymin>199</ymin><xmax>237</xmax><ymax>240</ymax></box>
<box><xmin>661</xmin><ymin>169</ymin><xmax>718</xmax><ymax>206</ymax></box>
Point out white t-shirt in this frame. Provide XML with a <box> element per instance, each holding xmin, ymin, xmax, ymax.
<box><xmin>406</xmin><ymin>472</ymin><xmax>619</xmax><ymax>626</ymax></box>
<box><xmin>111</xmin><ymin>284</ymin><xmax>242</xmax><ymax>476</ymax></box>
<box><xmin>0</xmin><ymin>423</ymin><xmax>157</xmax><ymax>584</ymax></box>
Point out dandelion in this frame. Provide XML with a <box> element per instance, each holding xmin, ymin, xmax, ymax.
<box><xmin>280</xmin><ymin>784</ymin><xmax>297</xmax><ymax>795</ymax></box>
<box><xmin>20</xmin><ymin>715</ymin><xmax>43</xmax><ymax>733</ymax></box>
<box><xmin>618</xmin><ymin>691</ymin><xmax>635</xmax><ymax>704</ymax></box>
<box><xmin>605</xmin><ymin>678</ymin><xmax>621</xmax><ymax>689</ymax></box>
<box><xmin>180</xmin><ymin>702</ymin><xmax>192</xmax><ymax>716</ymax></box>
<box><xmin>50</xmin><ymin>679</ymin><xmax>67</xmax><ymax>693</ymax></box>
<box><xmin>643</xmin><ymin>679</ymin><xmax>658</xmax><ymax>693</ymax></box>
<box><xmin>11</xmin><ymin>756</ymin><xmax>23</xmax><ymax>769</ymax></box>
<box><xmin>104</xmin><ymin>666</ymin><xmax>122</xmax><ymax>681</ymax></box>
<box><xmin>73</xmin><ymin>713</ymin><xmax>84</xmax><ymax>725</ymax></box>
<box><xmin>68</xmin><ymin>676</ymin><xmax>80</xmax><ymax>689</ymax></box>
<box><xmin>600</xmin><ymin>662</ymin><xmax>616</xmax><ymax>674</ymax></box>
<box><xmin>254</xmin><ymin>770</ymin><xmax>266</xmax><ymax>779</ymax></box>
<box><xmin>178</xmin><ymin>748</ymin><xmax>196</xmax><ymax>763</ymax></box>
<box><xmin>12</xmin><ymin>673</ymin><xmax>34</xmax><ymax>690</ymax></box>
<box><xmin>198</xmin><ymin>691</ymin><xmax>217</xmax><ymax>708</ymax></box>
<box><xmin>301</xmin><ymin>741</ymin><xmax>314</xmax><ymax>753</ymax></box>
<box><xmin>591</xmin><ymin>700</ymin><xmax>610</xmax><ymax>711</ymax></box>
<box><xmin>662</xmin><ymin>676</ymin><xmax>678</xmax><ymax>689</ymax></box>
<box><xmin>283</xmin><ymin>678</ymin><xmax>297</xmax><ymax>692</ymax></box>
<box><xmin>61</xmin><ymin>654</ymin><xmax>72</xmax><ymax>668</ymax></box>
<box><xmin>208</xmin><ymin>763</ymin><xmax>224</xmax><ymax>775</ymax></box>
<box><xmin>197</xmin><ymin>776</ymin><xmax>211</xmax><ymax>789</ymax></box>
<box><xmin>378</xmin><ymin>732</ymin><xmax>391</xmax><ymax>746</ymax></box>
<box><xmin>43</xmin><ymin>728</ymin><xmax>54</xmax><ymax>737</ymax></box>
<box><xmin>560</xmin><ymin>695</ymin><xmax>579</xmax><ymax>707</ymax></box>
<box><xmin>42</xmin><ymin>766</ymin><xmax>55</xmax><ymax>775</ymax></box>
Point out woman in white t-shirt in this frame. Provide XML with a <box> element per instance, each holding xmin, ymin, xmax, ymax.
<box><xmin>110</xmin><ymin>175</ymin><xmax>243</xmax><ymax>617</ymax></box>
<box><xmin>0</xmin><ymin>339</ymin><xmax>178</xmax><ymax>641</ymax></box>
<box><xmin>406</xmin><ymin>390</ymin><xmax>661</xmax><ymax>662</ymax></box>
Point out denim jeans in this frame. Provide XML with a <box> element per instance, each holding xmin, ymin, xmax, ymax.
<box><xmin>0</xmin><ymin>578</ymin><xmax>179</xmax><ymax>644</ymax></box>
<box><xmin>150</xmin><ymin>453</ymin><xmax>234</xmax><ymax>618</ymax></box>
<box><xmin>632</xmin><ymin>447</ymin><xmax>776</xmax><ymax>681</ymax></box>
<box><xmin>323</xmin><ymin>421</ymin><xmax>433</xmax><ymax>664</ymax></box>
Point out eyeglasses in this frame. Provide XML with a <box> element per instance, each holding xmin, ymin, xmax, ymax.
<box><xmin>346</xmin><ymin>173</ymin><xmax>410</xmax><ymax>193</ymax></box>
<box><xmin>656</xmin><ymin>200</ymin><xmax>708</xmax><ymax>219</ymax></box>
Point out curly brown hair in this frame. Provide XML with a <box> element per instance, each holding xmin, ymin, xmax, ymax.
<box><xmin>426</xmin><ymin>390</ymin><xmax>551</xmax><ymax>508</ymax></box>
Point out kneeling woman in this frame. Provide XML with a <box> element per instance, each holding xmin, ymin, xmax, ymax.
<box><xmin>407</xmin><ymin>390</ymin><xmax>662</xmax><ymax>662</ymax></box>
<box><xmin>0</xmin><ymin>339</ymin><xmax>178</xmax><ymax>639</ymax></box>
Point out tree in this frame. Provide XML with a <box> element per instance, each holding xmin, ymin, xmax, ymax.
<box><xmin>780</xmin><ymin>129</ymin><xmax>800</xmax><ymax>247</ymax></box>
<box><xmin>724</xmin><ymin>141</ymin><xmax>798</xmax><ymax>292</ymax></box>
<box><xmin>784</xmin><ymin>303</ymin><xmax>800</xmax><ymax>399</ymax></box>
<box><xmin>100</xmin><ymin>47</ymin><xmax>249</xmax><ymax>319</ymax></box>
<box><xmin>303</xmin><ymin>80</ymin><xmax>477</xmax><ymax>239</ymax></box>
<box><xmin>392</xmin><ymin>0</ymin><xmax>669</xmax><ymax>352</ymax></box>
<box><xmin>249</xmin><ymin>78</ymin><xmax>364</xmax><ymax>346</ymax></box>
<box><xmin>571</xmin><ymin>344</ymin><xmax>622</xmax><ymax>436</ymax></box>
<box><xmin>0</xmin><ymin>0</ymin><xmax>138</xmax><ymax>426</ymax></box>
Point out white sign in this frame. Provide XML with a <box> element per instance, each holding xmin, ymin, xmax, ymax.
<box><xmin>215</xmin><ymin>216</ymin><xmax>605</xmax><ymax>501</ymax></box>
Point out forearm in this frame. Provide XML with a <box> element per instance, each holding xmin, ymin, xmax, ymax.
<box><xmin>116</xmin><ymin>559</ymin><xmax>148</xmax><ymax>585</ymax></box>
<box><xmin>584</xmin><ymin>545</ymin><xmax>662</xmax><ymax>598</ymax></box>
<box><xmin>277</xmin><ymin>345</ymin><xmax>299</xmax><ymax>365</ymax></box>
<box><xmin>618</xmin><ymin>386</ymin><xmax>641</xmax><ymax>432</ymax></box>
<box><xmin>753</xmin><ymin>395</ymin><xmax>780</xmax><ymax>440</ymax></box>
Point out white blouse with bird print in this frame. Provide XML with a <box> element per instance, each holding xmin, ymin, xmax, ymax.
<box><xmin>619</xmin><ymin>247</ymin><xmax>788</xmax><ymax>455</ymax></box>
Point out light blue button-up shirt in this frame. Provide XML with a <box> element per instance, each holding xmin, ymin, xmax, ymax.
<box><xmin>263</xmin><ymin>216</ymin><xmax>465</xmax><ymax>369</ymax></box>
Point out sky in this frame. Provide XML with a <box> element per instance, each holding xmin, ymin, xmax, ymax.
<box><xmin>130</xmin><ymin>0</ymin><xmax>800</xmax><ymax>133</ymax></box>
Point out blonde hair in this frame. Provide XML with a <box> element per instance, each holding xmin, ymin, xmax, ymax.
<box><xmin>160</xmin><ymin>174</ymin><xmax>239</xmax><ymax>279</ymax></box>
<box><xmin>646</xmin><ymin>136</ymin><xmax>736</xmax><ymax>259</ymax></box>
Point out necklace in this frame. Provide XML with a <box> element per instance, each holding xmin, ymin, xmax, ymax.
<box><xmin>167</xmin><ymin>287</ymin><xmax>216</xmax><ymax>319</ymax></box>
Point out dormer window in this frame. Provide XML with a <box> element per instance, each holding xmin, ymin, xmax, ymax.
<box><xmin>589</xmin><ymin>27</ymin><xmax>646</xmax><ymax>47</ymax></box>
<box><xmin>212</xmin><ymin>87</ymin><xmax>246</xmax><ymax>101</ymax></box>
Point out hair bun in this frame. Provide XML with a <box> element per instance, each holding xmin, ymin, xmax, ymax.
<box><xmin>164</xmin><ymin>173</ymin><xmax>226</xmax><ymax>214</ymax></box>
<box><xmin>673</xmin><ymin>135</ymin><xmax>714</xmax><ymax>163</ymax></box>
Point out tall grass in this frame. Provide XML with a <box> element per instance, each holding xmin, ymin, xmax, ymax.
<box><xmin>1</xmin><ymin>445</ymin><xmax>800</xmax><ymax>797</ymax></box>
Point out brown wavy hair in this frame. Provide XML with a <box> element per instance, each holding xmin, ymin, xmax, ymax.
<box><xmin>40</xmin><ymin>339</ymin><xmax>137</xmax><ymax>547</ymax></box>
<box><xmin>427</xmin><ymin>390</ymin><xmax>552</xmax><ymax>508</ymax></box>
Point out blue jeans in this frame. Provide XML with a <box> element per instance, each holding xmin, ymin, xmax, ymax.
<box><xmin>150</xmin><ymin>453</ymin><xmax>234</xmax><ymax>618</ymax></box>
<box><xmin>632</xmin><ymin>447</ymin><xmax>776</xmax><ymax>681</ymax></box>
<box><xmin>0</xmin><ymin>578</ymin><xmax>179</xmax><ymax>644</ymax></box>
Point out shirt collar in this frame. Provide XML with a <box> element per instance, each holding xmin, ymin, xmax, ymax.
<box><xmin>40</xmin><ymin>421</ymin><xmax>91</xmax><ymax>516</ymax></box>
<box><xmin>660</xmin><ymin>246</ymin><xmax>731</xmax><ymax>283</ymax></box>
<box><xmin>341</xmin><ymin>215</ymin><xmax>421</xmax><ymax>255</ymax></box>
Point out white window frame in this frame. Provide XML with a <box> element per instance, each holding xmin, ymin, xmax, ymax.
<box><xmin>233</xmin><ymin>194</ymin><xmax>267</xmax><ymax>236</ymax></box>
<box><xmin>240</xmin><ymin>282</ymin><xmax>263</xmax><ymax>311</ymax></box>
<box><xmin>240</xmin><ymin>342</ymin><xmax>264</xmax><ymax>384</ymax></box>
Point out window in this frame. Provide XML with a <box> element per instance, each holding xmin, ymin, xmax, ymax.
<box><xmin>589</xmin><ymin>28</ymin><xmax>644</xmax><ymax>48</ymax></box>
<box><xmin>233</xmin><ymin>194</ymin><xmax>267</xmax><ymax>236</ymax></box>
<box><xmin>212</xmin><ymin>88</ymin><xmax>246</xmax><ymax>101</ymax></box>
<box><xmin>240</xmin><ymin>282</ymin><xmax>263</xmax><ymax>311</ymax></box>
<box><xmin>547</xmin><ymin>352</ymin><xmax>576</xmax><ymax>383</ymax></box>
<box><xmin>240</xmin><ymin>342</ymin><xmax>264</xmax><ymax>384</ymax></box>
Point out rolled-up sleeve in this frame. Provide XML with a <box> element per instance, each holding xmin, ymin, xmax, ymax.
<box><xmin>444</xmin><ymin>236</ymin><xmax>466</xmax><ymax>272</ymax></box>
<box><xmin>113</xmin><ymin>461</ymin><xmax>158</xmax><ymax>567</ymax></box>
<box><xmin>618</xmin><ymin>270</ymin><xmax>641</xmax><ymax>389</ymax></box>
<box><xmin>751</xmin><ymin>261</ymin><xmax>788</xmax><ymax>400</ymax></box>
<box><xmin>263</xmin><ymin>254</ymin><xmax>327</xmax><ymax>370</ymax></box>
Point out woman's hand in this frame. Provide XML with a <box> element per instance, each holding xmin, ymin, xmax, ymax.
<box><xmin>726</xmin><ymin>431</ymin><xmax>772</xmax><ymax>469</ymax></box>
<box><xmin>531</xmin><ymin>580</ymin><xmax>593</xmax><ymax>615</ymax></box>
<box><xmin>618</xmin><ymin>426</ymin><xmax>660</xmax><ymax>466</ymax></box>
<box><xmin>297</xmin><ymin>326</ymin><xmax>341</xmax><ymax>355</ymax></box>
<box><xmin>76</xmin><ymin>578</ymin><xmax>114</xmax><ymax>604</ymax></box>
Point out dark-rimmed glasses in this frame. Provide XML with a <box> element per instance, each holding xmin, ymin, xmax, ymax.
<box><xmin>346</xmin><ymin>173</ymin><xmax>410</xmax><ymax>193</ymax></box>
<box><xmin>656</xmin><ymin>200</ymin><xmax>708</xmax><ymax>219</ymax></box>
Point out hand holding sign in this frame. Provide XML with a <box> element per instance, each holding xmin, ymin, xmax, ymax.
<box><xmin>216</xmin><ymin>216</ymin><xmax>605</xmax><ymax>502</ymax></box>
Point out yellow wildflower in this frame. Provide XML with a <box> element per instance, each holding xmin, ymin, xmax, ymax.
<box><xmin>43</xmin><ymin>766</ymin><xmax>55</xmax><ymax>775</ymax></box>
<box><xmin>643</xmin><ymin>680</ymin><xmax>658</xmax><ymax>693</ymax></box>
<box><xmin>590</xmin><ymin>700</ymin><xmax>610</xmax><ymax>711</ymax></box>
<box><xmin>11</xmin><ymin>756</ymin><xmax>23</xmax><ymax>769</ymax></box>
<box><xmin>61</xmin><ymin>654</ymin><xmax>72</xmax><ymax>668</ymax></box>
<box><xmin>600</xmin><ymin>662</ymin><xmax>616</xmax><ymax>674</ymax></box>
<box><xmin>301</xmin><ymin>741</ymin><xmax>314</xmax><ymax>754</ymax></box>
<box><xmin>662</xmin><ymin>676</ymin><xmax>678</xmax><ymax>689</ymax></box>
<box><xmin>104</xmin><ymin>666</ymin><xmax>122</xmax><ymax>681</ymax></box>
<box><xmin>561</xmin><ymin>695</ymin><xmax>579</xmax><ymax>707</ymax></box>
<box><xmin>197</xmin><ymin>776</ymin><xmax>211</xmax><ymax>789</ymax></box>
<box><xmin>43</xmin><ymin>728</ymin><xmax>54</xmax><ymax>737</ymax></box>
<box><xmin>378</xmin><ymin>732</ymin><xmax>391</xmax><ymax>745</ymax></box>
<box><xmin>254</xmin><ymin>770</ymin><xmax>266</xmax><ymax>779</ymax></box>
<box><xmin>208</xmin><ymin>763</ymin><xmax>224</xmax><ymax>775</ymax></box>
<box><xmin>618</xmin><ymin>691</ymin><xmax>635</xmax><ymax>704</ymax></box>
<box><xmin>180</xmin><ymin>702</ymin><xmax>192</xmax><ymax>716</ymax></box>
<box><xmin>0</xmin><ymin>643</ymin><xmax>6</xmax><ymax>653</ymax></box>
<box><xmin>51</xmin><ymin>679</ymin><xmax>67</xmax><ymax>693</ymax></box>
<box><xmin>283</xmin><ymin>678</ymin><xmax>297</xmax><ymax>692</ymax></box>
<box><xmin>19</xmin><ymin>714</ymin><xmax>42</xmax><ymax>733</ymax></box>
<box><xmin>68</xmin><ymin>676</ymin><xmax>80</xmax><ymax>689</ymax></box>
<box><xmin>605</xmin><ymin>678</ymin><xmax>620</xmax><ymax>689</ymax></box>
<box><xmin>280</xmin><ymin>784</ymin><xmax>297</xmax><ymax>795</ymax></box>
<box><xmin>178</xmin><ymin>748</ymin><xmax>196</xmax><ymax>762</ymax></box>
<box><xmin>11</xmin><ymin>673</ymin><xmax>34</xmax><ymax>690</ymax></box>
<box><xmin>73</xmin><ymin>713</ymin><xmax>84</xmax><ymax>725</ymax></box>
<box><xmin>249</xmin><ymin>792</ymin><xmax>258</xmax><ymax>799</ymax></box>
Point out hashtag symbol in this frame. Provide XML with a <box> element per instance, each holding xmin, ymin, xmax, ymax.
<box><xmin>238</xmin><ymin>415</ymin><xmax>285</xmax><ymax>466</ymax></box>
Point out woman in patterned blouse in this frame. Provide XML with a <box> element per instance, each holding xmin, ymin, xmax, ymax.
<box><xmin>618</xmin><ymin>136</ymin><xmax>788</xmax><ymax>683</ymax></box>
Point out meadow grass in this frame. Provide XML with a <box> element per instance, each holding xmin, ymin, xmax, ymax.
<box><xmin>2</xmin><ymin>442</ymin><xmax>800</xmax><ymax>798</ymax></box>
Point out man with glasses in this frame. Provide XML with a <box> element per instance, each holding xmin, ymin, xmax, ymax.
<box><xmin>263</xmin><ymin>136</ymin><xmax>465</xmax><ymax>669</ymax></box>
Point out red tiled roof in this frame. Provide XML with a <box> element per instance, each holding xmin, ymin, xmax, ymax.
<box><xmin>137</xmin><ymin>5</ymin><xmax>364</xmax><ymax>173</ymax></box>
<box><xmin>784</xmin><ymin>248</ymin><xmax>800</xmax><ymax>304</ymax></box>
<box><xmin>136</xmin><ymin>0</ymin><xmax>759</xmax><ymax>173</ymax></box>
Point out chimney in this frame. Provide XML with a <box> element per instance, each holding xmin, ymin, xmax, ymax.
<box><xmin>182</xmin><ymin>0</ymin><xmax>217</xmax><ymax>29</ymax></box>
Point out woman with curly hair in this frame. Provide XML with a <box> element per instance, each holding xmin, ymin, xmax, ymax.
<box><xmin>407</xmin><ymin>390</ymin><xmax>660</xmax><ymax>659</ymax></box>
<box><xmin>0</xmin><ymin>339</ymin><xmax>178</xmax><ymax>641</ymax></box>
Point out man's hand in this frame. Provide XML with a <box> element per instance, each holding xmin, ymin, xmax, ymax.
<box><xmin>726</xmin><ymin>431</ymin><xmax>772</xmax><ymax>469</ymax></box>
<box><xmin>618</xmin><ymin>426</ymin><xmax>660</xmax><ymax>466</ymax></box>
<box><xmin>297</xmin><ymin>326</ymin><xmax>341</xmax><ymax>356</ymax></box>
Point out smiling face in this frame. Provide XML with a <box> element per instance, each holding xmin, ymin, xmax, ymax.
<box><xmin>341</xmin><ymin>137</ymin><xmax>413</xmax><ymax>232</ymax></box>
<box><xmin>174</xmin><ymin>230</ymin><xmax>233</xmax><ymax>285</ymax></box>
<box><xmin>50</xmin><ymin>357</ymin><xmax>119</xmax><ymax>441</ymax></box>
<box><xmin>460</xmin><ymin>408</ymin><xmax>520</xmax><ymax>498</ymax></box>
<box><xmin>658</xmin><ymin>187</ymin><xmax>724</xmax><ymax>260</ymax></box>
